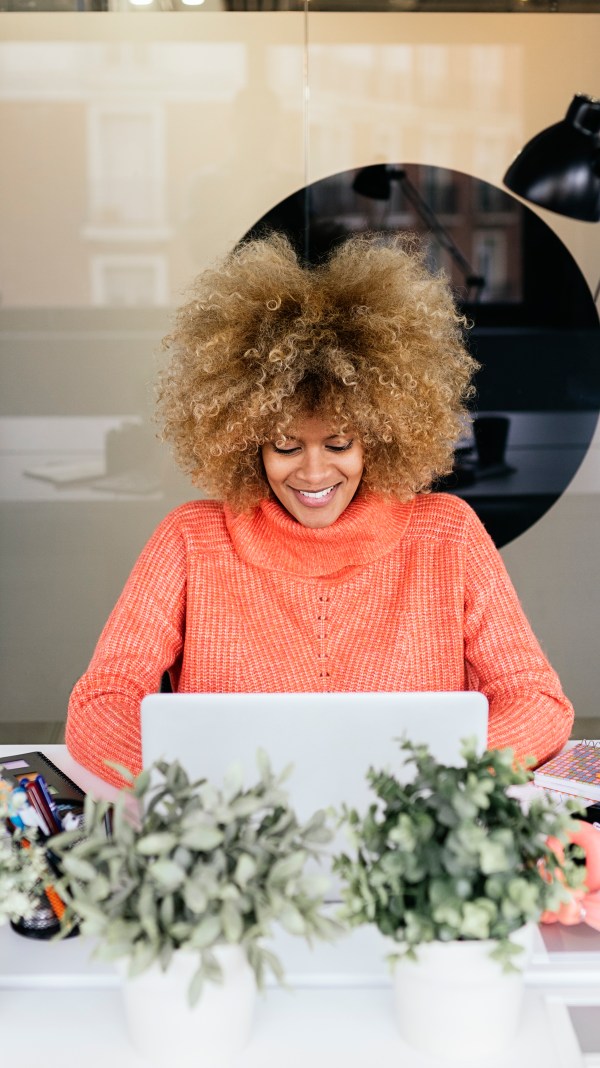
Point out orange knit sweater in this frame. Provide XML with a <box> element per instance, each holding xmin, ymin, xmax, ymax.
<box><xmin>66</xmin><ymin>491</ymin><xmax>573</xmax><ymax>786</ymax></box>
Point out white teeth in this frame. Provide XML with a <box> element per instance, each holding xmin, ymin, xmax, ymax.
<box><xmin>297</xmin><ymin>486</ymin><xmax>334</xmax><ymax>499</ymax></box>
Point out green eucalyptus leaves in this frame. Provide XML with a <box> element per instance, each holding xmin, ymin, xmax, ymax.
<box><xmin>334</xmin><ymin>738</ymin><xmax>586</xmax><ymax>971</ymax></box>
<box><xmin>51</xmin><ymin>752</ymin><xmax>339</xmax><ymax>1005</ymax></box>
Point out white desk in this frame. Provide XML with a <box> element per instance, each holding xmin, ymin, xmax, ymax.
<box><xmin>1</xmin><ymin>745</ymin><xmax>600</xmax><ymax>1068</ymax></box>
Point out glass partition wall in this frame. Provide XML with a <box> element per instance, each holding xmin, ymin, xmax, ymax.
<box><xmin>1</xmin><ymin>8</ymin><xmax>599</xmax><ymax>741</ymax></box>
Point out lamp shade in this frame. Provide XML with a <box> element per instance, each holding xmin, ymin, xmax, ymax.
<box><xmin>352</xmin><ymin>164</ymin><xmax>392</xmax><ymax>200</ymax></box>
<box><xmin>503</xmin><ymin>94</ymin><xmax>600</xmax><ymax>222</ymax></box>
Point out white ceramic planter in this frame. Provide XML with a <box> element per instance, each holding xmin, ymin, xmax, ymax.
<box><xmin>117</xmin><ymin>944</ymin><xmax>257</xmax><ymax>1067</ymax></box>
<box><xmin>392</xmin><ymin>924</ymin><xmax>535</xmax><ymax>1062</ymax></box>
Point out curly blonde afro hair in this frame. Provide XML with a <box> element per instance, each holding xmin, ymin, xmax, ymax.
<box><xmin>157</xmin><ymin>232</ymin><xmax>478</xmax><ymax>511</ymax></box>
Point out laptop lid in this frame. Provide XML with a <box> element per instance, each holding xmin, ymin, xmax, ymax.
<box><xmin>141</xmin><ymin>691</ymin><xmax>488</xmax><ymax>825</ymax></box>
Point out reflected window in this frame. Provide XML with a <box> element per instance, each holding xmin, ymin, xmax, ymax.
<box><xmin>87</xmin><ymin>106</ymin><xmax>166</xmax><ymax>231</ymax></box>
<box><xmin>473</xmin><ymin>230</ymin><xmax>508</xmax><ymax>302</ymax></box>
<box><xmin>422</xmin><ymin>165</ymin><xmax>458</xmax><ymax>217</ymax></box>
<box><xmin>91</xmin><ymin>254</ymin><xmax>168</xmax><ymax>305</ymax></box>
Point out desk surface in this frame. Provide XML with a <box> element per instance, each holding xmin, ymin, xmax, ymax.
<box><xmin>1</xmin><ymin>744</ymin><xmax>600</xmax><ymax>1068</ymax></box>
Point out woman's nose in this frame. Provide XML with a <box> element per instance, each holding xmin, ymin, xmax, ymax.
<box><xmin>297</xmin><ymin>448</ymin><xmax>330</xmax><ymax>482</ymax></box>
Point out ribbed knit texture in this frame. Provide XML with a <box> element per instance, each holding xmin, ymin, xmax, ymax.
<box><xmin>66</xmin><ymin>491</ymin><xmax>574</xmax><ymax>786</ymax></box>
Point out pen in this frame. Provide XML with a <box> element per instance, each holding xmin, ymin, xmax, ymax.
<box><xmin>22</xmin><ymin>781</ymin><xmax>51</xmax><ymax>836</ymax></box>
<box><xmin>34</xmin><ymin>774</ymin><xmax>63</xmax><ymax>833</ymax></box>
<box><xmin>104</xmin><ymin>804</ymin><xmax>114</xmax><ymax>837</ymax></box>
<box><xmin>21</xmin><ymin>779</ymin><xmax>61</xmax><ymax>837</ymax></box>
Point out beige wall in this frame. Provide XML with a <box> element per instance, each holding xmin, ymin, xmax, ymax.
<box><xmin>0</xmin><ymin>11</ymin><xmax>599</xmax><ymax>725</ymax></box>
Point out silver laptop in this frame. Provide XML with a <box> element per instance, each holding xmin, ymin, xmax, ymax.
<box><xmin>141</xmin><ymin>691</ymin><xmax>488</xmax><ymax>826</ymax></box>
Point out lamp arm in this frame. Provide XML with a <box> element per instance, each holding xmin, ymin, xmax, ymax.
<box><xmin>394</xmin><ymin>170</ymin><xmax>485</xmax><ymax>296</ymax></box>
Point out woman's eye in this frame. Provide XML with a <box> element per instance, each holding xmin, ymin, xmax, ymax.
<box><xmin>270</xmin><ymin>439</ymin><xmax>353</xmax><ymax>454</ymax></box>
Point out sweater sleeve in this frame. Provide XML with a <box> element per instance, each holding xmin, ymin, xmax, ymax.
<box><xmin>461</xmin><ymin>505</ymin><xmax>573</xmax><ymax>770</ymax></box>
<box><xmin>65</xmin><ymin>511</ymin><xmax>187</xmax><ymax>786</ymax></box>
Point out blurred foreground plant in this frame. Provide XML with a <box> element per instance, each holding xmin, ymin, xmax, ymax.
<box><xmin>52</xmin><ymin>752</ymin><xmax>340</xmax><ymax>1004</ymax></box>
<box><xmin>0</xmin><ymin>785</ymin><xmax>48</xmax><ymax>925</ymax></box>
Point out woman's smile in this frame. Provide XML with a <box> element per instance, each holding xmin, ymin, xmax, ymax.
<box><xmin>290</xmin><ymin>484</ymin><xmax>339</xmax><ymax>506</ymax></box>
<box><xmin>261</xmin><ymin>415</ymin><xmax>364</xmax><ymax>528</ymax></box>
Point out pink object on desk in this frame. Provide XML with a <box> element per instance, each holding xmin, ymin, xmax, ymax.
<box><xmin>541</xmin><ymin>820</ymin><xmax>600</xmax><ymax>931</ymax></box>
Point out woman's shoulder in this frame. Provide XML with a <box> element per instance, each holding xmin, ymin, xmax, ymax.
<box><xmin>164</xmin><ymin>497</ymin><xmax>226</xmax><ymax>523</ymax></box>
<box><xmin>407</xmin><ymin>492</ymin><xmax>486</xmax><ymax>544</ymax></box>
<box><xmin>149</xmin><ymin>498</ymin><xmax>231</xmax><ymax>552</ymax></box>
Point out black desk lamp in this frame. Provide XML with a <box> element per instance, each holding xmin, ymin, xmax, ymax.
<box><xmin>352</xmin><ymin>165</ymin><xmax>486</xmax><ymax>301</ymax></box>
<box><xmin>503</xmin><ymin>94</ymin><xmax>600</xmax><ymax>222</ymax></box>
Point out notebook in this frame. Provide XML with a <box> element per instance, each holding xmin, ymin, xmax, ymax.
<box><xmin>534</xmin><ymin>742</ymin><xmax>600</xmax><ymax>803</ymax></box>
<box><xmin>0</xmin><ymin>750</ymin><xmax>86</xmax><ymax>804</ymax></box>
<box><xmin>141</xmin><ymin>691</ymin><xmax>488</xmax><ymax>826</ymax></box>
<box><xmin>0</xmin><ymin>750</ymin><xmax>86</xmax><ymax>833</ymax></box>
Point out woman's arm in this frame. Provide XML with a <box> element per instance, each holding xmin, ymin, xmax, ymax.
<box><xmin>65</xmin><ymin>511</ymin><xmax>187</xmax><ymax>786</ymax></box>
<box><xmin>462</xmin><ymin>505</ymin><xmax>574</xmax><ymax>769</ymax></box>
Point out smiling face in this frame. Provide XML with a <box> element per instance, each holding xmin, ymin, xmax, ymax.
<box><xmin>261</xmin><ymin>414</ymin><xmax>365</xmax><ymax>528</ymax></box>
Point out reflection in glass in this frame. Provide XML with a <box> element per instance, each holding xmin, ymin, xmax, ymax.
<box><xmin>0</xmin><ymin>39</ymin><xmax>301</xmax><ymax>306</ymax></box>
<box><xmin>0</xmin><ymin>26</ymin><xmax>304</xmax><ymax>736</ymax></box>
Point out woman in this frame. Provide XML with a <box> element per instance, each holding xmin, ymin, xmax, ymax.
<box><xmin>66</xmin><ymin>233</ymin><xmax>573</xmax><ymax>785</ymax></box>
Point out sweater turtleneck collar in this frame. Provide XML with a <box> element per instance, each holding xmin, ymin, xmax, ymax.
<box><xmin>223</xmin><ymin>491</ymin><xmax>414</xmax><ymax>578</ymax></box>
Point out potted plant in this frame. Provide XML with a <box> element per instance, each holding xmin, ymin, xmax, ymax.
<box><xmin>333</xmin><ymin>738</ymin><xmax>586</xmax><ymax>1062</ymax></box>
<box><xmin>51</xmin><ymin>751</ymin><xmax>338</xmax><ymax>1067</ymax></box>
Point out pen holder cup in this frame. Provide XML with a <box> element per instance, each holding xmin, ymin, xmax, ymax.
<box><xmin>10</xmin><ymin>889</ymin><xmax>63</xmax><ymax>940</ymax></box>
<box><xmin>9</xmin><ymin>841</ymin><xmax>78</xmax><ymax>941</ymax></box>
